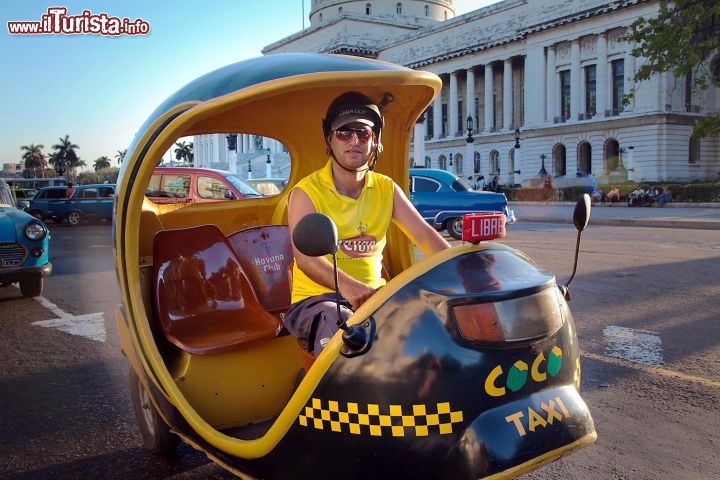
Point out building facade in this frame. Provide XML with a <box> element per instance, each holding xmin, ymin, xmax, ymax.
<box><xmin>261</xmin><ymin>0</ymin><xmax>719</xmax><ymax>186</ymax></box>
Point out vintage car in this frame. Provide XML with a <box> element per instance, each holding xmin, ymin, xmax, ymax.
<box><xmin>410</xmin><ymin>168</ymin><xmax>516</xmax><ymax>239</ymax></box>
<box><xmin>146</xmin><ymin>167</ymin><xmax>262</xmax><ymax>204</ymax></box>
<box><xmin>0</xmin><ymin>178</ymin><xmax>52</xmax><ymax>297</ymax></box>
<box><xmin>27</xmin><ymin>184</ymin><xmax>115</xmax><ymax>225</ymax></box>
<box><xmin>245</xmin><ymin>178</ymin><xmax>288</xmax><ymax>195</ymax></box>
<box><xmin>114</xmin><ymin>52</ymin><xmax>595</xmax><ymax>480</ymax></box>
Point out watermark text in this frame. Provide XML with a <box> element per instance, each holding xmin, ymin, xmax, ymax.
<box><xmin>7</xmin><ymin>7</ymin><xmax>150</xmax><ymax>36</ymax></box>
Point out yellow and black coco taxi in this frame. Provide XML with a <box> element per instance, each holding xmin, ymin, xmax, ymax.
<box><xmin>113</xmin><ymin>52</ymin><xmax>596</xmax><ymax>479</ymax></box>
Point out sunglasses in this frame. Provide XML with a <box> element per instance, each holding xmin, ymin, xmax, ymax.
<box><xmin>334</xmin><ymin>127</ymin><xmax>373</xmax><ymax>143</ymax></box>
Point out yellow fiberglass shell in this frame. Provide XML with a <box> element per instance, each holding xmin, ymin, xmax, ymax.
<box><xmin>113</xmin><ymin>53</ymin><xmax>441</xmax><ymax>459</ymax></box>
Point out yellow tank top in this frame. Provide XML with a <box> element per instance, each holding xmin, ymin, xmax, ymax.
<box><xmin>291</xmin><ymin>160</ymin><xmax>394</xmax><ymax>304</ymax></box>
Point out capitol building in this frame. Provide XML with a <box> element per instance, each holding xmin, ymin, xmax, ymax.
<box><xmin>194</xmin><ymin>0</ymin><xmax>719</xmax><ymax>187</ymax></box>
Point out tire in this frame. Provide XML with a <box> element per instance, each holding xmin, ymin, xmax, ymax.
<box><xmin>29</xmin><ymin>210</ymin><xmax>45</xmax><ymax>222</ymax></box>
<box><xmin>446</xmin><ymin>217</ymin><xmax>463</xmax><ymax>240</ymax></box>
<box><xmin>66</xmin><ymin>210</ymin><xmax>83</xmax><ymax>226</ymax></box>
<box><xmin>20</xmin><ymin>278</ymin><xmax>43</xmax><ymax>298</ymax></box>
<box><xmin>128</xmin><ymin>367</ymin><xmax>180</xmax><ymax>455</ymax></box>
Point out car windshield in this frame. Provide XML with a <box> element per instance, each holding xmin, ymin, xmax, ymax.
<box><xmin>0</xmin><ymin>182</ymin><xmax>15</xmax><ymax>206</ymax></box>
<box><xmin>452</xmin><ymin>177</ymin><xmax>472</xmax><ymax>192</ymax></box>
<box><xmin>224</xmin><ymin>174</ymin><xmax>263</xmax><ymax>197</ymax></box>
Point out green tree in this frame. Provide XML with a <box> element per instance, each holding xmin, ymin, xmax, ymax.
<box><xmin>51</xmin><ymin>135</ymin><xmax>81</xmax><ymax>177</ymax></box>
<box><xmin>625</xmin><ymin>0</ymin><xmax>720</xmax><ymax>138</ymax></box>
<box><xmin>20</xmin><ymin>143</ymin><xmax>46</xmax><ymax>177</ymax></box>
<box><xmin>94</xmin><ymin>156</ymin><xmax>111</xmax><ymax>172</ymax></box>
<box><xmin>115</xmin><ymin>148</ymin><xmax>127</xmax><ymax>165</ymax></box>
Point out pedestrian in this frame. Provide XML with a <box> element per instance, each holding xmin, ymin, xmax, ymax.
<box><xmin>283</xmin><ymin>91</ymin><xmax>451</xmax><ymax>356</ymax></box>
<box><xmin>476</xmin><ymin>175</ymin><xmax>486</xmax><ymax>191</ymax></box>
<box><xmin>656</xmin><ymin>186</ymin><xmax>673</xmax><ymax>207</ymax></box>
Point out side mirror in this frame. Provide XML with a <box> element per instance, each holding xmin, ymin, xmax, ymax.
<box><xmin>293</xmin><ymin>212</ymin><xmax>338</xmax><ymax>257</ymax></box>
<box><xmin>573</xmin><ymin>193</ymin><xmax>591</xmax><ymax>232</ymax></box>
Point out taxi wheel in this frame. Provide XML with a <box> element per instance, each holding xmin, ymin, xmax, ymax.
<box><xmin>129</xmin><ymin>368</ymin><xmax>180</xmax><ymax>455</ymax></box>
<box><xmin>20</xmin><ymin>278</ymin><xmax>43</xmax><ymax>298</ymax></box>
<box><xmin>447</xmin><ymin>217</ymin><xmax>463</xmax><ymax>240</ymax></box>
<box><xmin>66</xmin><ymin>211</ymin><xmax>83</xmax><ymax>226</ymax></box>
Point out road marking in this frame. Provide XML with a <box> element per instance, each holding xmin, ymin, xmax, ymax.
<box><xmin>603</xmin><ymin>325</ymin><xmax>664</xmax><ymax>366</ymax></box>
<box><xmin>582</xmin><ymin>351</ymin><xmax>720</xmax><ymax>390</ymax></box>
<box><xmin>31</xmin><ymin>296</ymin><xmax>106</xmax><ymax>342</ymax></box>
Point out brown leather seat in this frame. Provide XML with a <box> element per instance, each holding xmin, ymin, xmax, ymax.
<box><xmin>153</xmin><ymin>224</ymin><xmax>282</xmax><ymax>355</ymax></box>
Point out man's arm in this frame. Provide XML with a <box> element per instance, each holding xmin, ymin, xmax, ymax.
<box><xmin>287</xmin><ymin>188</ymin><xmax>376</xmax><ymax>309</ymax></box>
<box><xmin>391</xmin><ymin>183</ymin><xmax>451</xmax><ymax>256</ymax></box>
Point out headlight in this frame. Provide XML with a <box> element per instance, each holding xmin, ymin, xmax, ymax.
<box><xmin>25</xmin><ymin>222</ymin><xmax>47</xmax><ymax>241</ymax></box>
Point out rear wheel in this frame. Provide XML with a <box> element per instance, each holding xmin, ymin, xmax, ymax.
<box><xmin>20</xmin><ymin>278</ymin><xmax>43</xmax><ymax>298</ymax></box>
<box><xmin>446</xmin><ymin>217</ymin><xmax>463</xmax><ymax>240</ymax></box>
<box><xmin>66</xmin><ymin>210</ymin><xmax>83</xmax><ymax>226</ymax></box>
<box><xmin>129</xmin><ymin>368</ymin><xmax>180</xmax><ymax>455</ymax></box>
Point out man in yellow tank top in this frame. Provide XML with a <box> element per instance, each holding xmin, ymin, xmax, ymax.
<box><xmin>284</xmin><ymin>91</ymin><xmax>450</xmax><ymax>355</ymax></box>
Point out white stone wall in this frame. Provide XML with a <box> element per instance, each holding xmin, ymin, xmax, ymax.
<box><xmin>264</xmin><ymin>0</ymin><xmax>720</xmax><ymax>183</ymax></box>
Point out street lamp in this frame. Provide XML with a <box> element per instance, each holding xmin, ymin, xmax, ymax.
<box><xmin>466</xmin><ymin>115</ymin><xmax>474</xmax><ymax>142</ymax></box>
<box><xmin>514</xmin><ymin>127</ymin><xmax>521</xmax><ymax>149</ymax></box>
<box><xmin>449</xmin><ymin>153</ymin><xmax>453</xmax><ymax>167</ymax></box>
<box><xmin>538</xmin><ymin>154</ymin><xmax>548</xmax><ymax>176</ymax></box>
<box><xmin>247</xmin><ymin>157</ymin><xmax>252</xmax><ymax>180</ymax></box>
<box><xmin>266</xmin><ymin>148</ymin><xmax>272</xmax><ymax>178</ymax></box>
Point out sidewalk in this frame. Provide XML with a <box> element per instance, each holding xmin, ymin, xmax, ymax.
<box><xmin>510</xmin><ymin>201</ymin><xmax>720</xmax><ymax>230</ymax></box>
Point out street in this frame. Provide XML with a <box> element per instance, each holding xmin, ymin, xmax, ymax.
<box><xmin>1</xmin><ymin>216</ymin><xmax>719</xmax><ymax>479</ymax></box>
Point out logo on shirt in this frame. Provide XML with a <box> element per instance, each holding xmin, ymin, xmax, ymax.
<box><xmin>339</xmin><ymin>234</ymin><xmax>378</xmax><ymax>258</ymax></box>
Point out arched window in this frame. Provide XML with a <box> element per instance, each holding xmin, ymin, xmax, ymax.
<box><xmin>338</xmin><ymin>7</ymin><xmax>342</xmax><ymax>14</ymax></box>
<box><xmin>490</xmin><ymin>150</ymin><xmax>499</xmax><ymax>174</ymax></box>
<box><xmin>438</xmin><ymin>155</ymin><xmax>447</xmax><ymax>170</ymax></box>
<box><xmin>366</xmin><ymin>3</ymin><xmax>372</xmax><ymax>15</ymax></box>
<box><xmin>604</xmin><ymin>139</ymin><xmax>619</xmax><ymax>173</ymax></box>
<box><xmin>424</xmin><ymin>5</ymin><xmax>429</xmax><ymax>16</ymax></box>
<box><xmin>425</xmin><ymin>156</ymin><xmax>431</xmax><ymax>168</ymax></box>
<box><xmin>473</xmin><ymin>151</ymin><xmax>480</xmax><ymax>174</ymax></box>
<box><xmin>552</xmin><ymin>144</ymin><xmax>567</xmax><ymax>177</ymax></box>
<box><xmin>688</xmin><ymin>135</ymin><xmax>699</xmax><ymax>164</ymax></box>
<box><xmin>396</xmin><ymin>2</ymin><xmax>402</xmax><ymax>14</ymax></box>
<box><xmin>577</xmin><ymin>141</ymin><xmax>592</xmax><ymax>175</ymax></box>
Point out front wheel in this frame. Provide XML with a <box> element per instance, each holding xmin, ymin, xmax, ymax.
<box><xmin>128</xmin><ymin>368</ymin><xmax>180</xmax><ymax>455</ymax></box>
<box><xmin>66</xmin><ymin>210</ymin><xmax>83</xmax><ymax>226</ymax></box>
<box><xmin>446</xmin><ymin>217</ymin><xmax>463</xmax><ymax>240</ymax></box>
<box><xmin>20</xmin><ymin>278</ymin><xmax>43</xmax><ymax>298</ymax></box>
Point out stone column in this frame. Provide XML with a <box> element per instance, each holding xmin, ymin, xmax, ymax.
<box><xmin>484</xmin><ymin>63</ymin><xmax>494</xmax><ymax>132</ymax></box>
<box><xmin>546</xmin><ymin>45</ymin><xmax>556</xmax><ymax>122</ymax></box>
<box><xmin>449</xmin><ymin>71</ymin><xmax>459</xmax><ymax>137</ymax></box>
<box><xmin>433</xmin><ymin>87</ymin><xmax>443</xmax><ymax>139</ymax></box>
<box><xmin>596</xmin><ymin>33</ymin><xmax>607</xmax><ymax>118</ymax></box>
<box><xmin>503</xmin><ymin>59</ymin><xmax>513</xmax><ymax>131</ymax></box>
<box><xmin>413</xmin><ymin>115</ymin><xmax>426</xmax><ymax>167</ymax></box>
<box><xmin>624</xmin><ymin>41</ymin><xmax>636</xmax><ymax>112</ymax></box>
<box><xmin>571</xmin><ymin>39</ymin><xmax>581</xmax><ymax>120</ymax></box>
<box><xmin>466</xmin><ymin>67</ymin><xmax>476</xmax><ymax>127</ymax></box>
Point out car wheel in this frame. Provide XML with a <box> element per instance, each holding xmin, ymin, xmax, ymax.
<box><xmin>128</xmin><ymin>367</ymin><xmax>180</xmax><ymax>455</ymax></box>
<box><xmin>19</xmin><ymin>278</ymin><xmax>43</xmax><ymax>298</ymax></box>
<box><xmin>29</xmin><ymin>210</ymin><xmax>45</xmax><ymax>222</ymax></box>
<box><xmin>447</xmin><ymin>217</ymin><xmax>463</xmax><ymax>240</ymax></box>
<box><xmin>66</xmin><ymin>211</ymin><xmax>83</xmax><ymax>226</ymax></box>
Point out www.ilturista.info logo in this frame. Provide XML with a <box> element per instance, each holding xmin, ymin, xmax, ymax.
<box><xmin>7</xmin><ymin>7</ymin><xmax>150</xmax><ymax>36</ymax></box>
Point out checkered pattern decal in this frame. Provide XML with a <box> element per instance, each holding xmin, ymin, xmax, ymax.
<box><xmin>298</xmin><ymin>398</ymin><xmax>464</xmax><ymax>437</ymax></box>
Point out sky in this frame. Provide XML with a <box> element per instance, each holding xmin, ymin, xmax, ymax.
<box><xmin>1</xmin><ymin>1</ymin><xmax>498</xmax><ymax>171</ymax></box>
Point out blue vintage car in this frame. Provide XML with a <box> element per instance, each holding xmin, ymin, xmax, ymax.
<box><xmin>28</xmin><ymin>184</ymin><xmax>115</xmax><ymax>225</ymax></box>
<box><xmin>0</xmin><ymin>178</ymin><xmax>52</xmax><ymax>297</ymax></box>
<box><xmin>409</xmin><ymin>168</ymin><xmax>516</xmax><ymax>239</ymax></box>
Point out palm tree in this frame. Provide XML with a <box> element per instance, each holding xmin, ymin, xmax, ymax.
<box><xmin>115</xmin><ymin>149</ymin><xmax>127</xmax><ymax>165</ymax></box>
<box><xmin>20</xmin><ymin>143</ymin><xmax>46</xmax><ymax>177</ymax></box>
<box><xmin>51</xmin><ymin>135</ymin><xmax>80</xmax><ymax>178</ymax></box>
<box><xmin>174</xmin><ymin>141</ymin><xmax>194</xmax><ymax>165</ymax></box>
<box><xmin>94</xmin><ymin>156</ymin><xmax>111</xmax><ymax>172</ymax></box>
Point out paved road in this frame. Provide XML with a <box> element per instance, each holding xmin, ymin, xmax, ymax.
<box><xmin>510</xmin><ymin>201</ymin><xmax>720</xmax><ymax>230</ymax></box>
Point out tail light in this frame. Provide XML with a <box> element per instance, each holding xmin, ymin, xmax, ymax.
<box><xmin>452</xmin><ymin>287</ymin><xmax>566</xmax><ymax>344</ymax></box>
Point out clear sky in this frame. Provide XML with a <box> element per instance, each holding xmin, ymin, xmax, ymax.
<box><xmin>1</xmin><ymin>1</ymin><xmax>497</xmax><ymax>171</ymax></box>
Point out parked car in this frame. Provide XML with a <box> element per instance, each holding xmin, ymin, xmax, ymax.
<box><xmin>409</xmin><ymin>168</ymin><xmax>516</xmax><ymax>239</ymax></box>
<box><xmin>146</xmin><ymin>167</ymin><xmax>262</xmax><ymax>204</ymax></box>
<box><xmin>27</xmin><ymin>184</ymin><xmax>115</xmax><ymax>225</ymax></box>
<box><xmin>0</xmin><ymin>178</ymin><xmax>52</xmax><ymax>297</ymax></box>
<box><xmin>10</xmin><ymin>188</ymin><xmax>38</xmax><ymax>210</ymax></box>
<box><xmin>245</xmin><ymin>178</ymin><xmax>288</xmax><ymax>195</ymax></box>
